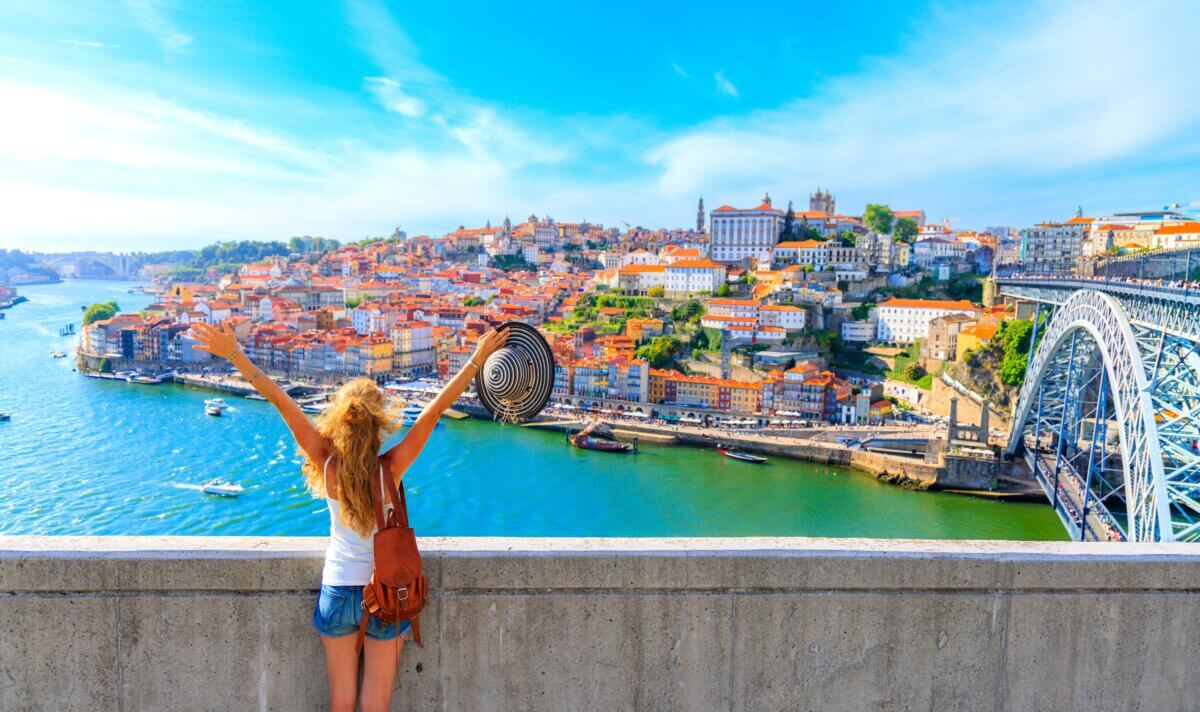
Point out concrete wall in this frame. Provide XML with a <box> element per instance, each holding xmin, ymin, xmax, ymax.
<box><xmin>4</xmin><ymin>536</ymin><xmax>1200</xmax><ymax>711</ymax></box>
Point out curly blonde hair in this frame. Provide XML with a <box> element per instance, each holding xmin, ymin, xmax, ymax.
<box><xmin>301</xmin><ymin>378</ymin><xmax>397</xmax><ymax>537</ymax></box>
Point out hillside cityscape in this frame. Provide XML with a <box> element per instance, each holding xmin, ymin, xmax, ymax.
<box><xmin>6</xmin><ymin>191</ymin><xmax>1197</xmax><ymax>434</ymax></box>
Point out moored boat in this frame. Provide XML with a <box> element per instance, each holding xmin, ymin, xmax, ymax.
<box><xmin>200</xmin><ymin>478</ymin><xmax>244</xmax><ymax>497</ymax></box>
<box><xmin>399</xmin><ymin>401</ymin><xmax>427</xmax><ymax>427</ymax></box>
<box><xmin>570</xmin><ymin>420</ymin><xmax>637</xmax><ymax>453</ymax></box>
<box><xmin>717</xmin><ymin>446</ymin><xmax>767</xmax><ymax>463</ymax></box>
<box><xmin>204</xmin><ymin>398</ymin><xmax>228</xmax><ymax>416</ymax></box>
<box><xmin>49</xmin><ymin>350</ymin><xmax>67</xmax><ymax>358</ymax></box>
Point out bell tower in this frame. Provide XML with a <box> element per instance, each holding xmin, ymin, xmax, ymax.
<box><xmin>697</xmin><ymin>197</ymin><xmax>705</xmax><ymax>232</ymax></box>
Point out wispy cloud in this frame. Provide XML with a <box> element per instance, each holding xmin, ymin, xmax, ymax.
<box><xmin>671</xmin><ymin>61</ymin><xmax>690</xmax><ymax>79</ymax></box>
<box><xmin>124</xmin><ymin>0</ymin><xmax>192</xmax><ymax>53</ymax></box>
<box><xmin>58</xmin><ymin>39</ymin><xmax>120</xmax><ymax>49</ymax></box>
<box><xmin>714</xmin><ymin>71</ymin><xmax>739</xmax><ymax>98</ymax></box>
<box><xmin>364</xmin><ymin>76</ymin><xmax>424</xmax><ymax>117</ymax></box>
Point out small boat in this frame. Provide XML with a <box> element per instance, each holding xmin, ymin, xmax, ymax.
<box><xmin>126</xmin><ymin>372</ymin><xmax>166</xmax><ymax>385</ymax></box>
<box><xmin>245</xmin><ymin>393</ymin><xmax>267</xmax><ymax>401</ymax></box>
<box><xmin>570</xmin><ymin>420</ymin><xmax>637</xmax><ymax>453</ymax></box>
<box><xmin>49</xmin><ymin>350</ymin><xmax>67</xmax><ymax>358</ymax></box>
<box><xmin>717</xmin><ymin>446</ymin><xmax>767</xmax><ymax>463</ymax></box>
<box><xmin>0</xmin><ymin>412</ymin><xmax>10</xmax><ymax>421</ymax></box>
<box><xmin>400</xmin><ymin>402</ymin><xmax>425</xmax><ymax>427</ymax></box>
<box><xmin>204</xmin><ymin>398</ymin><xmax>228</xmax><ymax>416</ymax></box>
<box><xmin>200</xmin><ymin>478</ymin><xmax>244</xmax><ymax>497</ymax></box>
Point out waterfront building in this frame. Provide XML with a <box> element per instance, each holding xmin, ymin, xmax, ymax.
<box><xmin>709</xmin><ymin>195</ymin><xmax>781</xmax><ymax>264</ymax></box>
<box><xmin>389</xmin><ymin>321</ymin><xmax>436</xmax><ymax>376</ymax></box>
<box><xmin>1151</xmin><ymin>221</ymin><xmax>1200</xmax><ymax>250</ymax></box>
<box><xmin>875</xmin><ymin>298</ymin><xmax>981</xmax><ymax>344</ymax></box>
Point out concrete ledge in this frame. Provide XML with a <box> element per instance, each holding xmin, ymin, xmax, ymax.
<box><xmin>3</xmin><ymin>536</ymin><xmax>1200</xmax><ymax>710</ymax></box>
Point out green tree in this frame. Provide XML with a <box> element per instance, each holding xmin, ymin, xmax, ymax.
<box><xmin>779</xmin><ymin>202</ymin><xmax>796</xmax><ymax>242</ymax></box>
<box><xmin>838</xmin><ymin>231</ymin><xmax>857</xmax><ymax>247</ymax></box>
<box><xmin>83</xmin><ymin>301</ymin><xmax>120</xmax><ymax>325</ymax></box>
<box><xmin>635</xmin><ymin>336</ymin><xmax>683</xmax><ymax>369</ymax></box>
<box><xmin>463</xmin><ymin>296</ymin><xmax>484</xmax><ymax>307</ymax></box>
<box><xmin>863</xmin><ymin>204</ymin><xmax>895</xmax><ymax>235</ymax></box>
<box><xmin>904</xmin><ymin>362</ymin><xmax>926</xmax><ymax>381</ymax></box>
<box><xmin>716</xmin><ymin>282</ymin><xmax>732</xmax><ymax>296</ymax></box>
<box><xmin>850</xmin><ymin>301</ymin><xmax>876</xmax><ymax>321</ymax></box>
<box><xmin>670</xmin><ymin>300</ymin><xmax>705</xmax><ymax>324</ymax></box>
<box><xmin>647</xmin><ymin>285</ymin><xmax>665</xmax><ymax>298</ymax></box>
<box><xmin>893</xmin><ymin>217</ymin><xmax>918</xmax><ymax>244</ymax></box>
<box><xmin>797</xmin><ymin>225</ymin><xmax>823</xmax><ymax>241</ymax></box>
<box><xmin>345</xmin><ymin>297</ymin><xmax>363</xmax><ymax>309</ymax></box>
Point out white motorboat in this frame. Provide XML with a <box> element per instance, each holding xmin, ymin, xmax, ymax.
<box><xmin>204</xmin><ymin>398</ymin><xmax>228</xmax><ymax>416</ymax></box>
<box><xmin>399</xmin><ymin>402</ymin><xmax>425</xmax><ymax>427</ymax></box>
<box><xmin>200</xmin><ymin>478</ymin><xmax>244</xmax><ymax>497</ymax></box>
<box><xmin>245</xmin><ymin>393</ymin><xmax>267</xmax><ymax>401</ymax></box>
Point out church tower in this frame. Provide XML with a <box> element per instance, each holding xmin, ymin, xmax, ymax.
<box><xmin>809</xmin><ymin>187</ymin><xmax>835</xmax><ymax>217</ymax></box>
<box><xmin>697</xmin><ymin>197</ymin><xmax>705</xmax><ymax>232</ymax></box>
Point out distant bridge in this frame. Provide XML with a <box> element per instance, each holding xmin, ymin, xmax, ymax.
<box><xmin>997</xmin><ymin>275</ymin><xmax>1200</xmax><ymax>542</ymax></box>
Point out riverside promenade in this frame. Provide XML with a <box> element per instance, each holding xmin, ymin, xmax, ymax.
<box><xmin>2</xmin><ymin>536</ymin><xmax>1199</xmax><ymax>710</ymax></box>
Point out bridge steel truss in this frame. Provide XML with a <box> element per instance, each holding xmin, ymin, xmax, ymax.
<box><xmin>1000</xmin><ymin>281</ymin><xmax>1200</xmax><ymax>542</ymax></box>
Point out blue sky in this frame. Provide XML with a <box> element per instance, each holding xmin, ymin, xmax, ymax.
<box><xmin>1</xmin><ymin>0</ymin><xmax>1199</xmax><ymax>251</ymax></box>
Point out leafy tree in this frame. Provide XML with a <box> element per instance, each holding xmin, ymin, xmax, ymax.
<box><xmin>779</xmin><ymin>202</ymin><xmax>796</xmax><ymax>242</ymax></box>
<box><xmin>796</xmin><ymin>225</ymin><xmax>823</xmax><ymax>241</ymax></box>
<box><xmin>647</xmin><ymin>286</ymin><xmax>665</xmax><ymax>298</ymax></box>
<box><xmin>838</xmin><ymin>231</ymin><xmax>857</xmax><ymax>247</ymax></box>
<box><xmin>463</xmin><ymin>296</ymin><xmax>484</xmax><ymax>307</ymax></box>
<box><xmin>635</xmin><ymin>336</ymin><xmax>683</xmax><ymax>369</ymax></box>
<box><xmin>83</xmin><ymin>301</ymin><xmax>120</xmax><ymax>325</ymax></box>
<box><xmin>904</xmin><ymin>362</ymin><xmax>926</xmax><ymax>381</ymax></box>
<box><xmin>670</xmin><ymin>300</ymin><xmax>705</xmax><ymax>324</ymax></box>
<box><xmin>893</xmin><ymin>217</ymin><xmax>918</xmax><ymax>244</ymax></box>
<box><xmin>716</xmin><ymin>283</ymin><xmax>732</xmax><ymax>296</ymax></box>
<box><xmin>863</xmin><ymin>204</ymin><xmax>895</xmax><ymax>235</ymax></box>
<box><xmin>850</xmin><ymin>301</ymin><xmax>876</xmax><ymax>321</ymax></box>
<box><xmin>345</xmin><ymin>297</ymin><xmax>363</xmax><ymax>309</ymax></box>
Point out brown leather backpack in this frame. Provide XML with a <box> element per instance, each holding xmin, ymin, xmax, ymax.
<box><xmin>359</xmin><ymin>464</ymin><xmax>428</xmax><ymax>647</ymax></box>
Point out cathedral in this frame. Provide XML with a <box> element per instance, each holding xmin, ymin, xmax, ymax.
<box><xmin>809</xmin><ymin>188</ymin><xmax>835</xmax><ymax>217</ymax></box>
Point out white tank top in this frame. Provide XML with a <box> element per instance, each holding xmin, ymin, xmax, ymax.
<box><xmin>321</xmin><ymin>456</ymin><xmax>389</xmax><ymax>586</ymax></box>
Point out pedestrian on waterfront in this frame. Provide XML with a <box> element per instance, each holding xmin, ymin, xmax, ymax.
<box><xmin>188</xmin><ymin>320</ymin><xmax>509</xmax><ymax>712</ymax></box>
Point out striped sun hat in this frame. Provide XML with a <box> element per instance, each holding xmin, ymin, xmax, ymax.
<box><xmin>474</xmin><ymin>322</ymin><xmax>555</xmax><ymax>423</ymax></box>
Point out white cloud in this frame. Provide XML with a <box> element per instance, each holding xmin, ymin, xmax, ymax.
<box><xmin>123</xmin><ymin>0</ymin><xmax>192</xmax><ymax>53</ymax></box>
<box><xmin>650</xmin><ymin>0</ymin><xmax>1200</xmax><ymax>208</ymax></box>
<box><xmin>714</xmin><ymin>71</ymin><xmax>738</xmax><ymax>98</ymax></box>
<box><xmin>58</xmin><ymin>39</ymin><xmax>120</xmax><ymax>49</ymax></box>
<box><xmin>364</xmin><ymin>76</ymin><xmax>424</xmax><ymax>117</ymax></box>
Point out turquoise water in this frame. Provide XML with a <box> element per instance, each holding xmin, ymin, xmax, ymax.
<box><xmin>0</xmin><ymin>280</ymin><xmax>1067</xmax><ymax>539</ymax></box>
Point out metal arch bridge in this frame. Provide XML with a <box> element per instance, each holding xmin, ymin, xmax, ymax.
<box><xmin>996</xmin><ymin>275</ymin><xmax>1200</xmax><ymax>542</ymax></box>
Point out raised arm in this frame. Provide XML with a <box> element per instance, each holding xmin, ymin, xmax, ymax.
<box><xmin>189</xmin><ymin>321</ymin><xmax>329</xmax><ymax>465</ymax></box>
<box><xmin>384</xmin><ymin>328</ymin><xmax>508</xmax><ymax>483</ymax></box>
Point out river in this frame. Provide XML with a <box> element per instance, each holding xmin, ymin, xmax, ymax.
<box><xmin>0</xmin><ymin>279</ymin><xmax>1066</xmax><ymax>539</ymax></box>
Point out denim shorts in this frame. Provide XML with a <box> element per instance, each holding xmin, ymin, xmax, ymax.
<box><xmin>312</xmin><ymin>584</ymin><xmax>411</xmax><ymax>641</ymax></box>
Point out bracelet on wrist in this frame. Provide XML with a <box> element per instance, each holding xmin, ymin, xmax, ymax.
<box><xmin>467</xmin><ymin>357</ymin><xmax>481</xmax><ymax>371</ymax></box>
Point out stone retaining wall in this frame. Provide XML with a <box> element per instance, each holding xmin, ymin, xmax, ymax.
<box><xmin>4</xmin><ymin>537</ymin><xmax>1200</xmax><ymax>710</ymax></box>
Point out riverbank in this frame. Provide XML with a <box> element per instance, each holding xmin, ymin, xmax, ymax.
<box><xmin>77</xmin><ymin>354</ymin><xmax>982</xmax><ymax>494</ymax></box>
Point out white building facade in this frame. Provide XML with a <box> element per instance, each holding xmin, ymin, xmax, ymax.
<box><xmin>709</xmin><ymin>195</ymin><xmax>781</xmax><ymax>265</ymax></box>
<box><xmin>875</xmin><ymin>298</ymin><xmax>980</xmax><ymax>344</ymax></box>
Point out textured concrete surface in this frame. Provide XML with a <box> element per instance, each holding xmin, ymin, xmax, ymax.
<box><xmin>2</xmin><ymin>536</ymin><xmax>1200</xmax><ymax>711</ymax></box>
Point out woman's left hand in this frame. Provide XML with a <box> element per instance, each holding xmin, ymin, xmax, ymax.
<box><xmin>472</xmin><ymin>327</ymin><xmax>510</xmax><ymax>363</ymax></box>
<box><xmin>189</xmin><ymin>321</ymin><xmax>240</xmax><ymax>361</ymax></box>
